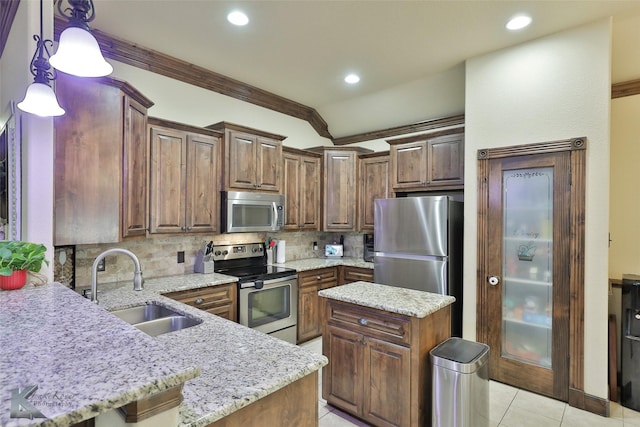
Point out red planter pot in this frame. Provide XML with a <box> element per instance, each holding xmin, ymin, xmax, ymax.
<box><xmin>0</xmin><ymin>270</ymin><xmax>27</xmax><ymax>290</ymax></box>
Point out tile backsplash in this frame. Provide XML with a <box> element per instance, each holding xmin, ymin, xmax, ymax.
<box><xmin>70</xmin><ymin>231</ymin><xmax>366</xmax><ymax>289</ymax></box>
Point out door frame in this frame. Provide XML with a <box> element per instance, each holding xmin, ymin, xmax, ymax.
<box><xmin>476</xmin><ymin>137</ymin><xmax>606</xmax><ymax>415</ymax></box>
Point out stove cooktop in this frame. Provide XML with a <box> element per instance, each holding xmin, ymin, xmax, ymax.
<box><xmin>215</xmin><ymin>265</ymin><xmax>297</xmax><ymax>283</ymax></box>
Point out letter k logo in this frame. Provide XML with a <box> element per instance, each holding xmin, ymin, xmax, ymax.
<box><xmin>10</xmin><ymin>385</ymin><xmax>46</xmax><ymax>419</ymax></box>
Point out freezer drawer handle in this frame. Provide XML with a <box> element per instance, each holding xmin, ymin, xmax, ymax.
<box><xmin>488</xmin><ymin>276</ymin><xmax>500</xmax><ymax>286</ymax></box>
<box><xmin>358</xmin><ymin>318</ymin><xmax>369</xmax><ymax>326</ymax></box>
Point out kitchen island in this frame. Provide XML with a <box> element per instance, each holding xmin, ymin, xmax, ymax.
<box><xmin>1</xmin><ymin>274</ymin><xmax>327</xmax><ymax>427</ymax></box>
<box><xmin>319</xmin><ymin>281</ymin><xmax>455</xmax><ymax>427</ymax></box>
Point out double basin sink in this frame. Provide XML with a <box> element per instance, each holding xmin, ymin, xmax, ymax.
<box><xmin>110</xmin><ymin>302</ymin><xmax>202</xmax><ymax>337</ymax></box>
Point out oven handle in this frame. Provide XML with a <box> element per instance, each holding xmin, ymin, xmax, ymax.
<box><xmin>239</xmin><ymin>274</ymin><xmax>298</xmax><ymax>289</ymax></box>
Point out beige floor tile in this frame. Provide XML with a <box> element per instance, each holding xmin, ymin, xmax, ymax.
<box><xmin>623</xmin><ymin>404</ymin><xmax>640</xmax><ymax>426</ymax></box>
<box><xmin>500</xmin><ymin>406</ymin><xmax>561</xmax><ymax>427</ymax></box>
<box><xmin>490</xmin><ymin>381</ymin><xmax>519</xmax><ymax>404</ymax></box>
<box><xmin>319</xmin><ymin>407</ymin><xmax>370</xmax><ymax>427</ymax></box>
<box><xmin>319</xmin><ymin>400</ymin><xmax>332</xmax><ymax>419</ymax></box>
<box><xmin>510</xmin><ymin>389</ymin><xmax>566</xmax><ymax>421</ymax></box>
<box><xmin>561</xmin><ymin>406</ymin><xmax>623</xmax><ymax>427</ymax></box>
<box><xmin>610</xmin><ymin>401</ymin><xmax>624</xmax><ymax>421</ymax></box>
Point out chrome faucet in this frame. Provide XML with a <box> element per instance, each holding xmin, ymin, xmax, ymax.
<box><xmin>90</xmin><ymin>248</ymin><xmax>144</xmax><ymax>303</ymax></box>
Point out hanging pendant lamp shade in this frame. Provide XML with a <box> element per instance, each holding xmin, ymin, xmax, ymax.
<box><xmin>49</xmin><ymin>26</ymin><xmax>112</xmax><ymax>77</ymax></box>
<box><xmin>18</xmin><ymin>82</ymin><xmax>65</xmax><ymax>117</ymax></box>
<box><xmin>17</xmin><ymin>0</ymin><xmax>65</xmax><ymax>117</ymax></box>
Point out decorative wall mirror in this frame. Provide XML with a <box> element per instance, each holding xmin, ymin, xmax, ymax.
<box><xmin>0</xmin><ymin>102</ymin><xmax>22</xmax><ymax>241</ymax></box>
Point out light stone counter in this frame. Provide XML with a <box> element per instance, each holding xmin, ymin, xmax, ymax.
<box><xmin>276</xmin><ymin>256</ymin><xmax>373</xmax><ymax>272</ymax></box>
<box><xmin>0</xmin><ymin>282</ymin><xmax>199</xmax><ymax>427</ymax></box>
<box><xmin>319</xmin><ymin>281</ymin><xmax>455</xmax><ymax>318</ymax></box>
<box><xmin>93</xmin><ymin>273</ymin><xmax>328</xmax><ymax>427</ymax></box>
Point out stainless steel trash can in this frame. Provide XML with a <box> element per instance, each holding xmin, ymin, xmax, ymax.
<box><xmin>431</xmin><ymin>337</ymin><xmax>490</xmax><ymax>427</ymax></box>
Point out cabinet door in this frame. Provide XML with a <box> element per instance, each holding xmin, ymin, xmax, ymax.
<box><xmin>427</xmin><ymin>133</ymin><xmax>464</xmax><ymax>186</ymax></box>
<box><xmin>227</xmin><ymin>131</ymin><xmax>258</xmax><ymax>190</ymax></box>
<box><xmin>282</xmin><ymin>153</ymin><xmax>301</xmax><ymax>229</ymax></box>
<box><xmin>149</xmin><ymin>126</ymin><xmax>186</xmax><ymax>234</ymax></box>
<box><xmin>298</xmin><ymin>284</ymin><xmax>321</xmax><ymax>343</ymax></box>
<box><xmin>324</xmin><ymin>150</ymin><xmax>357</xmax><ymax>231</ymax></box>
<box><xmin>300</xmin><ymin>156</ymin><xmax>320</xmax><ymax>230</ymax></box>
<box><xmin>323</xmin><ymin>325</ymin><xmax>364</xmax><ymax>415</ymax></box>
<box><xmin>363</xmin><ymin>336</ymin><xmax>411</xmax><ymax>427</ymax></box>
<box><xmin>391</xmin><ymin>141</ymin><xmax>428</xmax><ymax>190</ymax></box>
<box><xmin>359</xmin><ymin>156</ymin><xmax>389</xmax><ymax>230</ymax></box>
<box><xmin>484</xmin><ymin>152</ymin><xmax>570</xmax><ymax>400</ymax></box>
<box><xmin>122</xmin><ymin>96</ymin><xmax>149</xmax><ymax>238</ymax></box>
<box><xmin>185</xmin><ymin>133</ymin><xmax>220</xmax><ymax>233</ymax></box>
<box><xmin>256</xmin><ymin>137</ymin><xmax>282</xmax><ymax>192</ymax></box>
<box><xmin>164</xmin><ymin>283</ymin><xmax>237</xmax><ymax>322</ymax></box>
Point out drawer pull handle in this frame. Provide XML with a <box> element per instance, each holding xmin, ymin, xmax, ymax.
<box><xmin>194</xmin><ymin>298</ymin><xmax>204</xmax><ymax>305</ymax></box>
<box><xmin>317</xmin><ymin>276</ymin><xmax>322</xmax><ymax>280</ymax></box>
<box><xmin>358</xmin><ymin>318</ymin><xmax>368</xmax><ymax>326</ymax></box>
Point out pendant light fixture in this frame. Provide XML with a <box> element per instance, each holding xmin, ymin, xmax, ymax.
<box><xmin>49</xmin><ymin>0</ymin><xmax>113</xmax><ymax>77</ymax></box>
<box><xmin>17</xmin><ymin>0</ymin><xmax>65</xmax><ymax>117</ymax></box>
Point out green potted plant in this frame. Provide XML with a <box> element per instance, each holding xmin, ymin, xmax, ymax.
<box><xmin>0</xmin><ymin>240</ymin><xmax>48</xmax><ymax>290</ymax></box>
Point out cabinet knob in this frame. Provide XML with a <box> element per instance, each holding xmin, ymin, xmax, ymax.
<box><xmin>358</xmin><ymin>318</ymin><xmax>368</xmax><ymax>326</ymax></box>
<box><xmin>488</xmin><ymin>276</ymin><xmax>500</xmax><ymax>286</ymax></box>
<box><xmin>194</xmin><ymin>297</ymin><xmax>204</xmax><ymax>305</ymax></box>
<box><xmin>317</xmin><ymin>276</ymin><xmax>322</xmax><ymax>280</ymax></box>
<box><xmin>181</xmin><ymin>226</ymin><xmax>187</xmax><ymax>231</ymax></box>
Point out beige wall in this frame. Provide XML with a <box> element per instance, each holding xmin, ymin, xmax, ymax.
<box><xmin>464</xmin><ymin>19</ymin><xmax>612</xmax><ymax>399</ymax></box>
<box><xmin>609</xmin><ymin>94</ymin><xmax>640</xmax><ymax>279</ymax></box>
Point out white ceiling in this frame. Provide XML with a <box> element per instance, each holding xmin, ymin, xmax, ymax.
<box><xmin>90</xmin><ymin>0</ymin><xmax>640</xmax><ymax>137</ymax></box>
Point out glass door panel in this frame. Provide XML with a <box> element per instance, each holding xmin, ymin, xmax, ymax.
<box><xmin>502</xmin><ymin>167</ymin><xmax>553</xmax><ymax>368</ymax></box>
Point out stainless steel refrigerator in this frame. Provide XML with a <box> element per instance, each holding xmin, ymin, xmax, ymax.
<box><xmin>374</xmin><ymin>195</ymin><xmax>463</xmax><ymax>336</ymax></box>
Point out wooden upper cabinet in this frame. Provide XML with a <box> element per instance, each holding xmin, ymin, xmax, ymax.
<box><xmin>358</xmin><ymin>152</ymin><xmax>390</xmax><ymax>231</ymax></box>
<box><xmin>389</xmin><ymin>129</ymin><xmax>464</xmax><ymax>191</ymax></box>
<box><xmin>54</xmin><ymin>74</ymin><xmax>153</xmax><ymax>245</ymax></box>
<box><xmin>149</xmin><ymin>118</ymin><xmax>221</xmax><ymax>234</ymax></box>
<box><xmin>206</xmin><ymin>122</ymin><xmax>286</xmax><ymax>193</ymax></box>
<box><xmin>308</xmin><ymin>146</ymin><xmax>372</xmax><ymax>232</ymax></box>
<box><xmin>282</xmin><ymin>147</ymin><xmax>321</xmax><ymax>231</ymax></box>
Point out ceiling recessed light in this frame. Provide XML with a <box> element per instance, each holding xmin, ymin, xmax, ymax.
<box><xmin>506</xmin><ymin>15</ymin><xmax>532</xmax><ymax>31</ymax></box>
<box><xmin>344</xmin><ymin>74</ymin><xmax>360</xmax><ymax>84</ymax></box>
<box><xmin>228</xmin><ymin>11</ymin><xmax>249</xmax><ymax>26</ymax></box>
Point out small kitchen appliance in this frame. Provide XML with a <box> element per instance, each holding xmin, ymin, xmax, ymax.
<box><xmin>325</xmin><ymin>244</ymin><xmax>344</xmax><ymax>258</ymax></box>
<box><xmin>621</xmin><ymin>274</ymin><xmax>640</xmax><ymax>411</ymax></box>
<box><xmin>221</xmin><ymin>191</ymin><xmax>285</xmax><ymax>233</ymax></box>
<box><xmin>212</xmin><ymin>243</ymin><xmax>298</xmax><ymax>344</ymax></box>
<box><xmin>363</xmin><ymin>234</ymin><xmax>374</xmax><ymax>262</ymax></box>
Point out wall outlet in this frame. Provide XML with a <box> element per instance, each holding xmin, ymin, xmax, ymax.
<box><xmin>96</xmin><ymin>258</ymin><xmax>106</xmax><ymax>272</ymax></box>
<box><xmin>177</xmin><ymin>251</ymin><xmax>185</xmax><ymax>263</ymax></box>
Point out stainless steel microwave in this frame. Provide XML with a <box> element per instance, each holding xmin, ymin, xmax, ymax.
<box><xmin>221</xmin><ymin>191</ymin><xmax>285</xmax><ymax>233</ymax></box>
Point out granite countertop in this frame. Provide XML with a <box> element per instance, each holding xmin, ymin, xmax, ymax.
<box><xmin>94</xmin><ymin>273</ymin><xmax>328</xmax><ymax>427</ymax></box>
<box><xmin>318</xmin><ymin>281</ymin><xmax>455</xmax><ymax>318</ymax></box>
<box><xmin>0</xmin><ymin>283</ymin><xmax>200</xmax><ymax>427</ymax></box>
<box><xmin>276</xmin><ymin>256</ymin><xmax>373</xmax><ymax>272</ymax></box>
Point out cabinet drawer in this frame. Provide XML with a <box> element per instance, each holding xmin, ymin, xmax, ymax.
<box><xmin>164</xmin><ymin>283</ymin><xmax>237</xmax><ymax>320</ymax></box>
<box><xmin>299</xmin><ymin>267</ymin><xmax>338</xmax><ymax>288</ymax></box>
<box><xmin>341</xmin><ymin>266</ymin><xmax>373</xmax><ymax>284</ymax></box>
<box><xmin>327</xmin><ymin>301</ymin><xmax>410</xmax><ymax>346</ymax></box>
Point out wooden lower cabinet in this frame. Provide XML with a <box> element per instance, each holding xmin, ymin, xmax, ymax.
<box><xmin>339</xmin><ymin>266</ymin><xmax>374</xmax><ymax>285</ymax></box>
<box><xmin>164</xmin><ymin>283</ymin><xmax>237</xmax><ymax>322</ymax></box>
<box><xmin>322</xmin><ymin>300</ymin><xmax>451</xmax><ymax>427</ymax></box>
<box><xmin>297</xmin><ymin>268</ymin><xmax>338</xmax><ymax>343</ymax></box>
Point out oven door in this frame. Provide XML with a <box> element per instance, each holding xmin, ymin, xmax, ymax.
<box><xmin>239</xmin><ymin>276</ymin><xmax>298</xmax><ymax>336</ymax></box>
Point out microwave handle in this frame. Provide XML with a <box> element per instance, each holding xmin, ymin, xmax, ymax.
<box><xmin>272</xmin><ymin>202</ymin><xmax>278</xmax><ymax>229</ymax></box>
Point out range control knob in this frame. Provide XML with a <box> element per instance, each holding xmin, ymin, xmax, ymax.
<box><xmin>252</xmin><ymin>247</ymin><xmax>259</xmax><ymax>253</ymax></box>
<box><xmin>222</xmin><ymin>250</ymin><xmax>228</xmax><ymax>255</ymax></box>
<box><xmin>214</xmin><ymin>251</ymin><xmax>221</xmax><ymax>256</ymax></box>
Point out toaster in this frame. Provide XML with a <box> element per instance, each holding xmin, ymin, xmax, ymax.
<box><xmin>325</xmin><ymin>244</ymin><xmax>344</xmax><ymax>258</ymax></box>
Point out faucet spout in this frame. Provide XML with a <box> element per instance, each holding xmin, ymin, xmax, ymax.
<box><xmin>91</xmin><ymin>248</ymin><xmax>144</xmax><ymax>303</ymax></box>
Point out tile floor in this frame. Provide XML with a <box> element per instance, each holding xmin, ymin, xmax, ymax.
<box><xmin>299</xmin><ymin>337</ymin><xmax>640</xmax><ymax>427</ymax></box>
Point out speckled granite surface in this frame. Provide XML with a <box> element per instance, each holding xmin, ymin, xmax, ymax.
<box><xmin>318</xmin><ymin>281</ymin><xmax>455</xmax><ymax>318</ymax></box>
<box><xmin>94</xmin><ymin>273</ymin><xmax>328</xmax><ymax>427</ymax></box>
<box><xmin>0</xmin><ymin>282</ymin><xmax>199</xmax><ymax>427</ymax></box>
<box><xmin>276</xmin><ymin>257</ymin><xmax>373</xmax><ymax>272</ymax></box>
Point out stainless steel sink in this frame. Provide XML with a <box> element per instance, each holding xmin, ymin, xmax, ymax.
<box><xmin>134</xmin><ymin>316</ymin><xmax>202</xmax><ymax>337</ymax></box>
<box><xmin>110</xmin><ymin>303</ymin><xmax>202</xmax><ymax>336</ymax></box>
<box><xmin>110</xmin><ymin>302</ymin><xmax>183</xmax><ymax>324</ymax></box>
